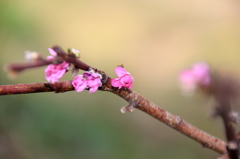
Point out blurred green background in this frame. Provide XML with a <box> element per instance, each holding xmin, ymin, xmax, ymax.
<box><xmin>1</xmin><ymin>0</ymin><xmax>240</xmax><ymax>158</ymax></box>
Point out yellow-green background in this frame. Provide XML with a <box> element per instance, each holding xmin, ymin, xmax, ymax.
<box><xmin>1</xmin><ymin>0</ymin><xmax>240</xmax><ymax>158</ymax></box>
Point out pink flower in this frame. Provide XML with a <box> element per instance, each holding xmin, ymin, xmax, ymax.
<box><xmin>179</xmin><ymin>62</ymin><xmax>211</xmax><ymax>94</ymax></box>
<box><xmin>45</xmin><ymin>48</ymin><xmax>69</xmax><ymax>83</ymax></box>
<box><xmin>72</xmin><ymin>75</ymin><xmax>87</xmax><ymax>92</ymax></box>
<box><xmin>111</xmin><ymin>67</ymin><xmax>134</xmax><ymax>89</ymax></box>
<box><xmin>72</xmin><ymin>70</ymin><xmax>102</xmax><ymax>93</ymax></box>
<box><xmin>83</xmin><ymin>71</ymin><xmax>102</xmax><ymax>93</ymax></box>
<box><xmin>45</xmin><ymin>61</ymin><xmax>69</xmax><ymax>83</ymax></box>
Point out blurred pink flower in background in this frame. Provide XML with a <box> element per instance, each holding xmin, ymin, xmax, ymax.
<box><xmin>179</xmin><ymin>62</ymin><xmax>211</xmax><ymax>94</ymax></box>
<box><xmin>72</xmin><ymin>70</ymin><xmax>102</xmax><ymax>93</ymax></box>
<box><xmin>111</xmin><ymin>67</ymin><xmax>134</xmax><ymax>89</ymax></box>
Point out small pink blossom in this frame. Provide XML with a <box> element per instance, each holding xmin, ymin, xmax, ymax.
<box><xmin>72</xmin><ymin>70</ymin><xmax>102</xmax><ymax>93</ymax></box>
<box><xmin>83</xmin><ymin>71</ymin><xmax>102</xmax><ymax>93</ymax></box>
<box><xmin>45</xmin><ymin>48</ymin><xmax>68</xmax><ymax>83</ymax></box>
<box><xmin>111</xmin><ymin>67</ymin><xmax>134</xmax><ymax>89</ymax></box>
<box><xmin>179</xmin><ymin>62</ymin><xmax>211</xmax><ymax>94</ymax></box>
<box><xmin>45</xmin><ymin>61</ymin><xmax>69</xmax><ymax>83</ymax></box>
<box><xmin>72</xmin><ymin>75</ymin><xmax>87</xmax><ymax>92</ymax></box>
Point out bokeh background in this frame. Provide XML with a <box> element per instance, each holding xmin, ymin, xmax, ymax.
<box><xmin>1</xmin><ymin>0</ymin><xmax>240</xmax><ymax>158</ymax></box>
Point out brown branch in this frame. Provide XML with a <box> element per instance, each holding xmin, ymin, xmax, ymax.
<box><xmin>211</xmin><ymin>74</ymin><xmax>240</xmax><ymax>159</ymax></box>
<box><xmin>101</xmin><ymin>78</ymin><xmax>227</xmax><ymax>154</ymax></box>
<box><xmin>5</xmin><ymin>45</ymin><xmax>91</xmax><ymax>75</ymax></box>
<box><xmin>217</xmin><ymin>100</ymin><xmax>239</xmax><ymax>159</ymax></box>
<box><xmin>0</xmin><ymin>79</ymin><xmax>227</xmax><ymax>154</ymax></box>
<box><xmin>5</xmin><ymin>60</ymin><xmax>52</xmax><ymax>73</ymax></box>
<box><xmin>0</xmin><ymin>81</ymin><xmax>74</xmax><ymax>95</ymax></box>
<box><xmin>52</xmin><ymin>45</ymin><xmax>91</xmax><ymax>71</ymax></box>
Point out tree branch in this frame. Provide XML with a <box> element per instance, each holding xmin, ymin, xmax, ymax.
<box><xmin>0</xmin><ymin>80</ymin><xmax>227</xmax><ymax>154</ymax></box>
<box><xmin>5</xmin><ymin>60</ymin><xmax>52</xmax><ymax>73</ymax></box>
<box><xmin>0</xmin><ymin>81</ymin><xmax>74</xmax><ymax>95</ymax></box>
<box><xmin>211</xmin><ymin>74</ymin><xmax>240</xmax><ymax>159</ymax></box>
<box><xmin>2</xmin><ymin>45</ymin><xmax>228</xmax><ymax>155</ymax></box>
<box><xmin>5</xmin><ymin>45</ymin><xmax>91</xmax><ymax>75</ymax></box>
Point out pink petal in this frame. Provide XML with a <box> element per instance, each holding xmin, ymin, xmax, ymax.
<box><xmin>45</xmin><ymin>63</ymin><xmax>68</xmax><ymax>83</ymax></box>
<box><xmin>72</xmin><ymin>75</ymin><xmax>88</xmax><ymax>92</ymax></box>
<box><xmin>47</xmin><ymin>56</ymin><xmax>54</xmax><ymax>61</ymax></box>
<box><xmin>75</xmin><ymin>82</ymin><xmax>87</xmax><ymax>92</ymax></box>
<box><xmin>45</xmin><ymin>65</ymin><xmax>55</xmax><ymax>82</ymax></box>
<box><xmin>87</xmin><ymin>78</ymin><xmax>101</xmax><ymax>87</ymax></box>
<box><xmin>83</xmin><ymin>71</ymin><xmax>91</xmax><ymax>78</ymax></box>
<box><xmin>124</xmin><ymin>75</ymin><xmax>133</xmax><ymax>82</ymax></box>
<box><xmin>179</xmin><ymin>70</ymin><xmax>195</xmax><ymax>86</ymax></box>
<box><xmin>127</xmin><ymin>83</ymin><xmax>132</xmax><ymax>89</ymax></box>
<box><xmin>72</xmin><ymin>76</ymin><xmax>81</xmax><ymax>87</ymax></box>
<box><xmin>111</xmin><ymin>78</ymin><xmax>121</xmax><ymax>88</ymax></box>
<box><xmin>55</xmin><ymin>69</ymin><xmax>66</xmax><ymax>78</ymax></box>
<box><xmin>120</xmin><ymin>75</ymin><xmax>133</xmax><ymax>88</ymax></box>
<box><xmin>89</xmin><ymin>86</ymin><xmax>98</xmax><ymax>93</ymax></box>
<box><xmin>114</xmin><ymin>67</ymin><xmax>128</xmax><ymax>77</ymax></box>
<box><xmin>60</xmin><ymin>61</ymin><xmax>69</xmax><ymax>68</ymax></box>
<box><xmin>48</xmin><ymin>48</ymin><xmax>57</xmax><ymax>56</ymax></box>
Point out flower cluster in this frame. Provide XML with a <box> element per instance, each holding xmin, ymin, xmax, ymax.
<box><xmin>72</xmin><ymin>70</ymin><xmax>102</xmax><ymax>93</ymax></box>
<box><xmin>179</xmin><ymin>62</ymin><xmax>211</xmax><ymax>94</ymax></box>
<box><xmin>45</xmin><ymin>49</ymin><xmax>69</xmax><ymax>83</ymax></box>
<box><xmin>44</xmin><ymin>47</ymin><xmax>134</xmax><ymax>93</ymax></box>
<box><xmin>111</xmin><ymin>67</ymin><xmax>134</xmax><ymax>89</ymax></box>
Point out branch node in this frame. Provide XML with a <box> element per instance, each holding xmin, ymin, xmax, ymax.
<box><xmin>226</xmin><ymin>141</ymin><xmax>239</xmax><ymax>159</ymax></box>
<box><xmin>229</xmin><ymin>112</ymin><xmax>240</xmax><ymax>123</ymax></box>
<box><xmin>46</xmin><ymin>82</ymin><xmax>71</xmax><ymax>93</ymax></box>
<box><xmin>121</xmin><ymin>102</ymin><xmax>138</xmax><ymax>113</ymax></box>
<box><xmin>100</xmin><ymin>71</ymin><xmax>109</xmax><ymax>84</ymax></box>
<box><xmin>202</xmin><ymin>143</ymin><xmax>210</xmax><ymax>148</ymax></box>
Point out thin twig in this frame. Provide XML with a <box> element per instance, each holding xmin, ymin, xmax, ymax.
<box><xmin>5</xmin><ymin>45</ymin><xmax>91</xmax><ymax>75</ymax></box>
<box><xmin>52</xmin><ymin>45</ymin><xmax>91</xmax><ymax>71</ymax></box>
<box><xmin>5</xmin><ymin>60</ymin><xmax>52</xmax><ymax>73</ymax></box>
